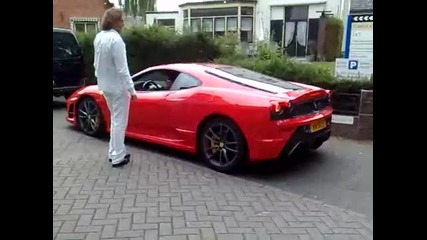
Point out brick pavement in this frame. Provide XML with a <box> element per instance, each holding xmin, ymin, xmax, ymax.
<box><xmin>53</xmin><ymin>126</ymin><xmax>373</xmax><ymax>240</ymax></box>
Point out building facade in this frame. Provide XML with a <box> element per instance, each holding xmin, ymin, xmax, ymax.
<box><xmin>53</xmin><ymin>0</ymin><xmax>114</xmax><ymax>33</ymax></box>
<box><xmin>145</xmin><ymin>11</ymin><xmax>179</xmax><ymax>31</ymax></box>
<box><xmin>146</xmin><ymin>0</ymin><xmax>350</xmax><ymax>57</ymax></box>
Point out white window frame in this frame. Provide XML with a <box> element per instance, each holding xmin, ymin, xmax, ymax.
<box><xmin>155</xmin><ymin>18</ymin><xmax>176</xmax><ymax>30</ymax></box>
<box><xmin>182</xmin><ymin>4</ymin><xmax>256</xmax><ymax>42</ymax></box>
<box><xmin>70</xmin><ymin>17</ymin><xmax>100</xmax><ymax>33</ymax></box>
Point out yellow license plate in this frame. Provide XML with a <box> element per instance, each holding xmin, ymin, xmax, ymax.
<box><xmin>310</xmin><ymin>119</ymin><xmax>327</xmax><ymax>133</ymax></box>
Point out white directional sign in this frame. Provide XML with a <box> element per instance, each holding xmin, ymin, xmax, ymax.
<box><xmin>344</xmin><ymin>14</ymin><xmax>373</xmax><ymax>61</ymax></box>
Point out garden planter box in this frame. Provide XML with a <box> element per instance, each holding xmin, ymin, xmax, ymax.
<box><xmin>331</xmin><ymin>90</ymin><xmax>373</xmax><ymax>140</ymax></box>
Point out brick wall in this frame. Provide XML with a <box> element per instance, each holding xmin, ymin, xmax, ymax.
<box><xmin>53</xmin><ymin>0</ymin><xmax>109</xmax><ymax>29</ymax></box>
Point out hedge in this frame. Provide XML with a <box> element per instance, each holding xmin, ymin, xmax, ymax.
<box><xmin>76</xmin><ymin>25</ymin><xmax>220</xmax><ymax>84</ymax></box>
<box><xmin>76</xmin><ymin>25</ymin><xmax>372</xmax><ymax>93</ymax></box>
<box><xmin>324</xmin><ymin>16</ymin><xmax>344</xmax><ymax>61</ymax></box>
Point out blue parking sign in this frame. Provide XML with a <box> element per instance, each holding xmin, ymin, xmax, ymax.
<box><xmin>348</xmin><ymin>60</ymin><xmax>358</xmax><ymax>70</ymax></box>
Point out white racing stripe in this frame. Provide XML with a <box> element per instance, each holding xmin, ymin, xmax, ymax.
<box><xmin>207</xmin><ymin>68</ymin><xmax>294</xmax><ymax>93</ymax></box>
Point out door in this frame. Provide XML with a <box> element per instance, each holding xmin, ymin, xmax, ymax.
<box><xmin>53</xmin><ymin>31</ymin><xmax>85</xmax><ymax>87</ymax></box>
<box><xmin>127</xmin><ymin>69</ymin><xmax>179</xmax><ymax>137</ymax></box>
<box><xmin>162</xmin><ymin>72</ymin><xmax>203</xmax><ymax>142</ymax></box>
<box><xmin>128</xmin><ymin>91</ymin><xmax>168</xmax><ymax>137</ymax></box>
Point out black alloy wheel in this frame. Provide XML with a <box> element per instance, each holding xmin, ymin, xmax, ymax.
<box><xmin>77</xmin><ymin>97</ymin><xmax>104</xmax><ymax>137</ymax></box>
<box><xmin>199</xmin><ymin>118</ymin><xmax>246</xmax><ymax>173</ymax></box>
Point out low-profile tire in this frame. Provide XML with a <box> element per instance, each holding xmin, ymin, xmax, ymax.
<box><xmin>198</xmin><ymin>117</ymin><xmax>246</xmax><ymax>173</ymax></box>
<box><xmin>76</xmin><ymin>97</ymin><xmax>105</xmax><ymax>137</ymax></box>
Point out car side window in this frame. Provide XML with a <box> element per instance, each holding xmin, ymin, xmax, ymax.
<box><xmin>169</xmin><ymin>73</ymin><xmax>201</xmax><ymax>91</ymax></box>
<box><xmin>53</xmin><ymin>32</ymin><xmax>82</xmax><ymax>59</ymax></box>
<box><xmin>133</xmin><ymin>70</ymin><xmax>169</xmax><ymax>91</ymax></box>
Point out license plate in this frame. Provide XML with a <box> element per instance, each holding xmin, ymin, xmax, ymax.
<box><xmin>310</xmin><ymin>119</ymin><xmax>327</xmax><ymax>133</ymax></box>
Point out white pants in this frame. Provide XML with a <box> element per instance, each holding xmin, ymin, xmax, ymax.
<box><xmin>103</xmin><ymin>91</ymin><xmax>130</xmax><ymax>164</ymax></box>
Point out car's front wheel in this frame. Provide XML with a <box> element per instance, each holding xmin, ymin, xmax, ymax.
<box><xmin>198</xmin><ymin>117</ymin><xmax>246</xmax><ymax>173</ymax></box>
<box><xmin>77</xmin><ymin>97</ymin><xmax>105</xmax><ymax>137</ymax></box>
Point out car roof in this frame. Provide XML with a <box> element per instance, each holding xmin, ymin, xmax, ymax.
<box><xmin>53</xmin><ymin>27</ymin><xmax>74</xmax><ymax>34</ymax></box>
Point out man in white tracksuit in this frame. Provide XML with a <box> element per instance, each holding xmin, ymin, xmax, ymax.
<box><xmin>93</xmin><ymin>8</ymin><xmax>137</xmax><ymax>168</ymax></box>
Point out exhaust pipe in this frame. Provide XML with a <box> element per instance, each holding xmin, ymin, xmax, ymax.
<box><xmin>288</xmin><ymin>141</ymin><xmax>302</xmax><ymax>156</ymax></box>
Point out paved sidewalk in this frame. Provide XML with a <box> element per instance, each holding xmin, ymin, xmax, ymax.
<box><xmin>53</xmin><ymin>127</ymin><xmax>373</xmax><ymax>240</ymax></box>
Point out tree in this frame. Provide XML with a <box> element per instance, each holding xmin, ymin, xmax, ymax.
<box><xmin>120</xmin><ymin>0</ymin><xmax>156</xmax><ymax>23</ymax></box>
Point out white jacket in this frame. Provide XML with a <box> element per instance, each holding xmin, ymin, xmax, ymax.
<box><xmin>93</xmin><ymin>29</ymin><xmax>136</xmax><ymax>95</ymax></box>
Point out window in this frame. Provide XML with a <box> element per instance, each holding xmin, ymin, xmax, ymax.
<box><xmin>207</xmin><ymin>66</ymin><xmax>303</xmax><ymax>92</ymax></box>
<box><xmin>169</xmin><ymin>73</ymin><xmax>201</xmax><ymax>91</ymax></box>
<box><xmin>133</xmin><ymin>69</ymin><xmax>180</xmax><ymax>91</ymax></box>
<box><xmin>157</xmin><ymin>19</ymin><xmax>175</xmax><ymax>27</ymax></box>
<box><xmin>53</xmin><ymin>32</ymin><xmax>81</xmax><ymax>59</ymax></box>
<box><xmin>73</xmin><ymin>22</ymin><xmax>97</xmax><ymax>33</ymax></box>
<box><xmin>285</xmin><ymin>5</ymin><xmax>308</xmax><ymax>21</ymax></box>
<box><xmin>241</xmin><ymin>7</ymin><xmax>254</xmax><ymax>16</ymax></box>
<box><xmin>75</xmin><ymin>23</ymin><xmax>85</xmax><ymax>32</ymax></box>
<box><xmin>156</xmin><ymin>19</ymin><xmax>175</xmax><ymax>30</ymax></box>
<box><xmin>240</xmin><ymin>17</ymin><xmax>253</xmax><ymax>42</ymax></box>
<box><xmin>214</xmin><ymin>17</ymin><xmax>225</xmax><ymax>36</ymax></box>
<box><xmin>186</xmin><ymin>6</ymin><xmax>254</xmax><ymax>41</ymax></box>
<box><xmin>227</xmin><ymin>17</ymin><xmax>237</xmax><ymax>32</ymax></box>
<box><xmin>270</xmin><ymin>20</ymin><xmax>283</xmax><ymax>45</ymax></box>
<box><xmin>191</xmin><ymin>18</ymin><xmax>201</xmax><ymax>32</ymax></box>
<box><xmin>202</xmin><ymin>18</ymin><xmax>214</xmax><ymax>37</ymax></box>
<box><xmin>191</xmin><ymin>7</ymin><xmax>238</xmax><ymax>17</ymax></box>
<box><xmin>183</xmin><ymin>9</ymin><xmax>188</xmax><ymax>18</ymax></box>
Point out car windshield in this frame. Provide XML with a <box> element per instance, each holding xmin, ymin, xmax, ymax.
<box><xmin>214</xmin><ymin>66</ymin><xmax>303</xmax><ymax>91</ymax></box>
<box><xmin>53</xmin><ymin>32</ymin><xmax>81</xmax><ymax>59</ymax></box>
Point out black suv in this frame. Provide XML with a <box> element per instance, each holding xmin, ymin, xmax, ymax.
<box><xmin>53</xmin><ymin>28</ymin><xmax>87</xmax><ymax>99</ymax></box>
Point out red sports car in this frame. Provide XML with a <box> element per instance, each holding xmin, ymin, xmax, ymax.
<box><xmin>66</xmin><ymin>63</ymin><xmax>333</xmax><ymax>173</ymax></box>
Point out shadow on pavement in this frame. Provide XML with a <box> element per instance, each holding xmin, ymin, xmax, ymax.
<box><xmin>53</xmin><ymin>100</ymin><xmax>66</xmax><ymax>109</ymax></box>
<box><xmin>236</xmin><ymin>151</ymin><xmax>324</xmax><ymax>180</ymax></box>
<box><xmin>74</xmin><ymin>129</ymin><xmax>322</xmax><ymax>179</ymax></box>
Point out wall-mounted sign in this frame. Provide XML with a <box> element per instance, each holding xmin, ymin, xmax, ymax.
<box><xmin>344</xmin><ymin>14</ymin><xmax>373</xmax><ymax>61</ymax></box>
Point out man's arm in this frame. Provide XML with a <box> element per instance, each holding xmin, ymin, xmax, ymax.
<box><xmin>111</xmin><ymin>38</ymin><xmax>136</xmax><ymax>95</ymax></box>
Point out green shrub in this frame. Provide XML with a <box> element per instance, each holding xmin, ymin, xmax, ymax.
<box><xmin>76</xmin><ymin>25</ymin><xmax>220</xmax><ymax>84</ymax></box>
<box><xmin>216</xmin><ymin>48</ymin><xmax>372</xmax><ymax>93</ymax></box>
<box><xmin>76</xmin><ymin>25</ymin><xmax>372</xmax><ymax>94</ymax></box>
<box><xmin>75</xmin><ymin>31</ymin><xmax>96</xmax><ymax>84</ymax></box>
<box><xmin>214</xmin><ymin>32</ymin><xmax>240</xmax><ymax>58</ymax></box>
<box><xmin>324</xmin><ymin>16</ymin><xmax>344</xmax><ymax>61</ymax></box>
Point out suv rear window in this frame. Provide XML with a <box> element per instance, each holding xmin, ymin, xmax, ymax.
<box><xmin>53</xmin><ymin>32</ymin><xmax>81</xmax><ymax>59</ymax></box>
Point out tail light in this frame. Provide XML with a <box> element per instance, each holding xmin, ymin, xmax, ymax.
<box><xmin>270</xmin><ymin>100</ymin><xmax>292</xmax><ymax>120</ymax></box>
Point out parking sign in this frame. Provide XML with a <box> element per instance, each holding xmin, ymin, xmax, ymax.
<box><xmin>335</xmin><ymin>58</ymin><xmax>373</xmax><ymax>80</ymax></box>
<box><xmin>348</xmin><ymin>60</ymin><xmax>358</xmax><ymax>70</ymax></box>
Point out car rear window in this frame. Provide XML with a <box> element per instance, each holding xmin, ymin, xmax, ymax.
<box><xmin>53</xmin><ymin>32</ymin><xmax>82</xmax><ymax>59</ymax></box>
<box><xmin>213</xmin><ymin>66</ymin><xmax>303</xmax><ymax>91</ymax></box>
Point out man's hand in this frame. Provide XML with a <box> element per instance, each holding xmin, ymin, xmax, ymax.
<box><xmin>130</xmin><ymin>93</ymin><xmax>137</xmax><ymax>100</ymax></box>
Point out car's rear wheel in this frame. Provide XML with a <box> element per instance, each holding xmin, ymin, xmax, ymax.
<box><xmin>198</xmin><ymin>117</ymin><xmax>246</xmax><ymax>173</ymax></box>
<box><xmin>77</xmin><ymin>97</ymin><xmax>105</xmax><ymax>137</ymax></box>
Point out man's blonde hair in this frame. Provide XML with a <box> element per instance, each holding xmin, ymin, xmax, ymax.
<box><xmin>101</xmin><ymin>7</ymin><xmax>124</xmax><ymax>31</ymax></box>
